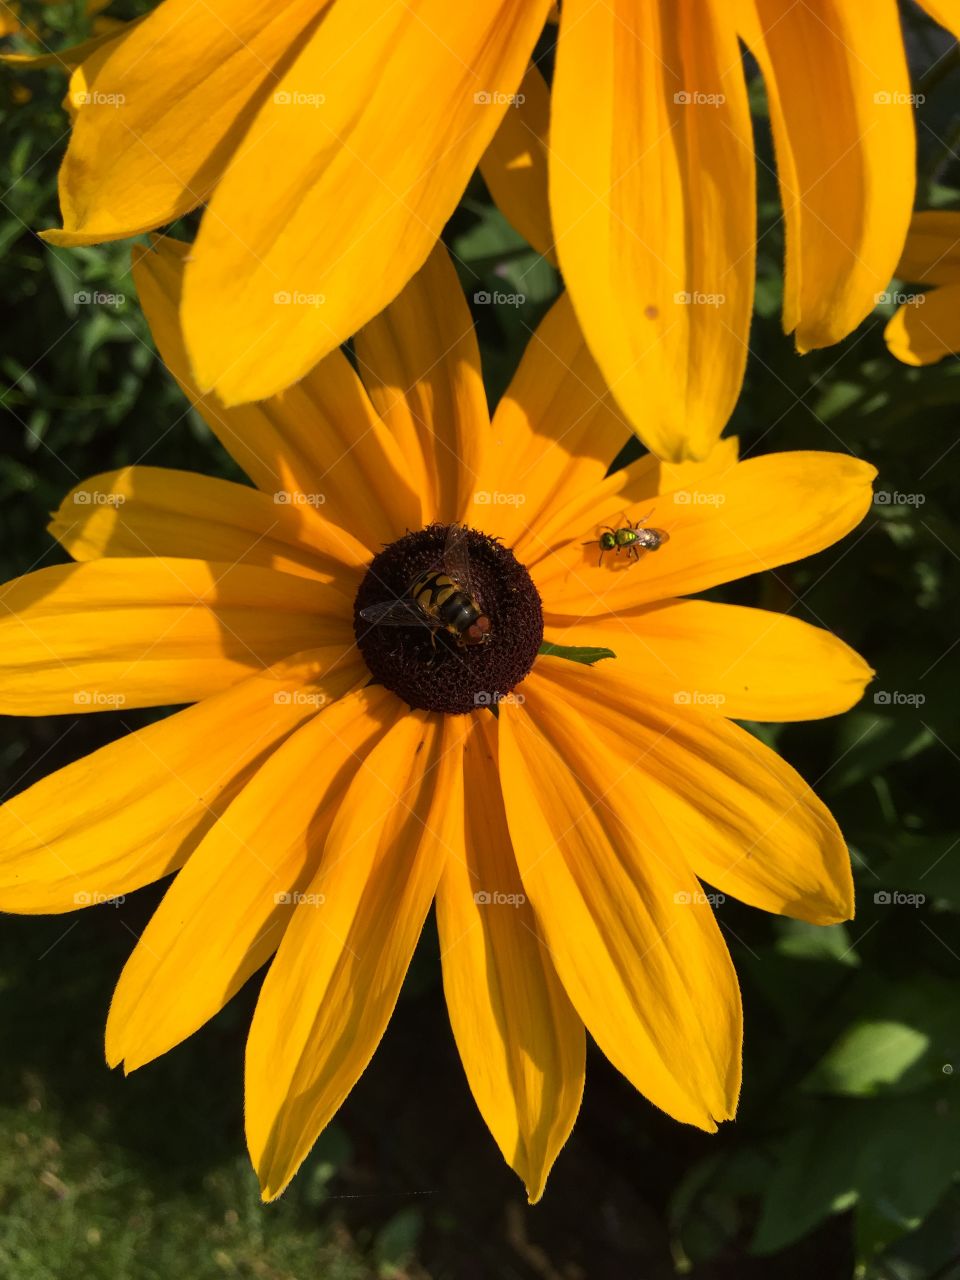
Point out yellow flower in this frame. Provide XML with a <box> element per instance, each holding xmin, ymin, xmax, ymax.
<box><xmin>885</xmin><ymin>210</ymin><xmax>960</xmax><ymax>365</ymax></box>
<box><xmin>0</xmin><ymin>238</ymin><xmax>875</xmax><ymax>1201</ymax></box>
<box><xmin>35</xmin><ymin>1</ymin><xmax>954</xmax><ymax>458</ymax></box>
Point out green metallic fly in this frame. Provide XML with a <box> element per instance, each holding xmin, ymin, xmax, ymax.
<box><xmin>585</xmin><ymin>514</ymin><xmax>670</xmax><ymax>567</ymax></box>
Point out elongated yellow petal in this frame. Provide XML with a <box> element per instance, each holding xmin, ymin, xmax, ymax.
<box><xmin>354</xmin><ymin>245</ymin><xmax>489</xmax><ymax>525</ymax></box>
<box><xmin>50</xmin><ymin>467</ymin><xmax>366</xmax><ymax>587</ymax></box>
<box><xmin>436</xmin><ymin>716</ymin><xmax>584</xmax><ymax>1202</ymax></box>
<box><xmin>537</xmin><ymin>659</ymin><xmax>854</xmax><ymax>924</ymax></box>
<box><xmin>132</xmin><ymin>239</ymin><xmax>419</xmax><ymax>551</ymax></box>
<box><xmin>737</xmin><ymin>0</ymin><xmax>915</xmax><ymax>351</ymax></box>
<box><xmin>498</xmin><ymin>677</ymin><xmax>742</xmax><ymax>1129</ymax></box>
<box><xmin>45</xmin><ymin>0</ymin><xmax>332</xmax><ymax>245</ymax></box>
<box><xmin>551</xmin><ymin>0</ymin><xmax>755</xmax><ymax>461</ymax></box>
<box><xmin>246</xmin><ymin>711</ymin><xmax>466</xmax><ymax>1201</ymax></box>
<box><xmin>182</xmin><ymin>0</ymin><xmax>554</xmax><ymax>405</ymax></box>
<box><xmin>885</xmin><ymin>283</ymin><xmax>960</xmax><ymax>366</ymax></box>
<box><xmin>534</xmin><ymin>452</ymin><xmax>875</xmax><ymax>616</ymax></box>
<box><xmin>914</xmin><ymin>1</ymin><xmax>960</xmax><ymax>40</ymax></box>
<box><xmin>895</xmin><ymin>211</ymin><xmax>960</xmax><ymax>286</ymax></box>
<box><xmin>479</xmin><ymin>63</ymin><xmax>556</xmax><ymax>264</ymax></box>
<box><xmin>465</xmin><ymin>293</ymin><xmax>635</xmax><ymax>549</ymax></box>
<box><xmin>0</xmin><ymin>648</ymin><xmax>364</xmax><ymax>913</ymax></box>
<box><xmin>544</xmin><ymin>601</ymin><xmax>872</xmax><ymax>722</ymax></box>
<box><xmin>107</xmin><ymin>685</ymin><xmax>398</xmax><ymax>1072</ymax></box>
<box><xmin>0</xmin><ymin>558</ymin><xmax>352</xmax><ymax>713</ymax></box>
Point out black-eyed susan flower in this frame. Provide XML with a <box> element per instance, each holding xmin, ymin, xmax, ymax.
<box><xmin>28</xmin><ymin>1</ymin><xmax>956</xmax><ymax>460</ymax></box>
<box><xmin>0</xmin><ymin>239</ymin><xmax>876</xmax><ymax>1201</ymax></box>
<box><xmin>885</xmin><ymin>210</ymin><xmax>960</xmax><ymax>365</ymax></box>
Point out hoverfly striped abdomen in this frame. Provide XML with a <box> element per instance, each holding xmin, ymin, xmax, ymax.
<box><xmin>410</xmin><ymin>571</ymin><xmax>488</xmax><ymax>645</ymax></box>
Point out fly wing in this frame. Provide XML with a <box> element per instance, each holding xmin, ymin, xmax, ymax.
<box><xmin>443</xmin><ymin>523</ymin><xmax>475</xmax><ymax>594</ymax></box>
<box><xmin>357</xmin><ymin>597</ymin><xmax>432</xmax><ymax>628</ymax></box>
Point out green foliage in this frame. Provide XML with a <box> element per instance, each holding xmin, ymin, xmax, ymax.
<box><xmin>1</xmin><ymin>3</ymin><xmax>960</xmax><ymax>1279</ymax></box>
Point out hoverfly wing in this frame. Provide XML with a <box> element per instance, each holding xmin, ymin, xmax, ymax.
<box><xmin>357</xmin><ymin>598</ymin><xmax>432</xmax><ymax>628</ymax></box>
<box><xmin>443</xmin><ymin>522</ymin><xmax>475</xmax><ymax>594</ymax></box>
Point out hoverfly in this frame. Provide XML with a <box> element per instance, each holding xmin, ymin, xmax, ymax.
<box><xmin>358</xmin><ymin>524</ymin><xmax>491</xmax><ymax>647</ymax></box>
<box><xmin>586</xmin><ymin>513</ymin><xmax>670</xmax><ymax>567</ymax></box>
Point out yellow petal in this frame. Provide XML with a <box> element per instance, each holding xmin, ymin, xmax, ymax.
<box><xmin>107</xmin><ymin>685</ymin><xmax>398</xmax><ymax>1071</ymax></box>
<box><xmin>914</xmin><ymin>1</ymin><xmax>960</xmax><ymax>39</ymax></box>
<box><xmin>0</xmin><ymin>558</ymin><xmax>352</xmax><ymax>714</ymax></box>
<box><xmin>132</xmin><ymin>239</ymin><xmax>419</xmax><ymax>550</ymax></box>
<box><xmin>246</xmin><ymin>711</ymin><xmax>467</xmax><ymax>1201</ymax></box>
<box><xmin>534</xmin><ymin>451</ymin><xmax>876</xmax><ymax>616</ymax></box>
<box><xmin>498</xmin><ymin>676</ymin><xmax>742</xmax><ymax>1129</ymax></box>
<box><xmin>537</xmin><ymin>658</ymin><xmax>854</xmax><ymax>924</ymax></box>
<box><xmin>544</xmin><ymin>600</ymin><xmax>873</xmax><ymax>722</ymax></box>
<box><xmin>551</xmin><ymin>0</ymin><xmax>755</xmax><ymax>461</ymax></box>
<box><xmin>895</xmin><ymin>211</ymin><xmax>960</xmax><ymax>286</ymax></box>
<box><xmin>737</xmin><ymin>0</ymin><xmax>915</xmax><ymax>351</ymax></box>
<box><xmin>0</xmin><ymin>648</ymin><xmax>364</xmax><ymax>913</ymax></box>
<box><xmin>50</xmin><ymin>467</ymin><xmax>366</xmax><ymax>588</ymax></box>
<box><xmin>465</xmin><ymin>292</ymin><xmax>635</xmax><ymax>548</ymax></box>
<box><xmin>435</xmin><ymin>715</ymin><xmax>584</xmax><ymax>1202</ymax></box>
<box><xmin>45</xmin><ymin>0</ymin><xmax>332</xmax><ymax>245</ymax></box>
<box><xmin>885</xmin><ymin>283</ymin><xmax>960</xmax><ymax>366</ymax></box>
<box><xmin>479</xmin><ymin>62</ymin><xmax>556</xmax><ymax>264</ymax></box>
<box><xmin>181</xmin><ymin>0</ymin><xmax>554</xmax><ymax>405</ymax></box>
<box><xmin>353</xmin><ymin>244</ymin><xmax>489</xmax><ymax>525</ymax></box>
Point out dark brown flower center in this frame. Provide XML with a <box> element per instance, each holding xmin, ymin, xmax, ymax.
<box><xmin>353</xmin><ymin>524</ymin><xmax>543</xmax><ymax>715</ymax></box>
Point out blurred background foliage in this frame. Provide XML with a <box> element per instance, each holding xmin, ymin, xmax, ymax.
<box><xmin>2</xmin><ymin>2</ymin><xmax>960</xmax><ymax>1278</ymax></box>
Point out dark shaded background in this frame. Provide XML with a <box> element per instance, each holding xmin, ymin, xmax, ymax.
<box><xmin>1</xmin><ymin>3</ymin><xmax>960</xmax><ymax>1277</ymax></box>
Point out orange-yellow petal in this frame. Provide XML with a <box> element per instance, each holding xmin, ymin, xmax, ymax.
<box><xmin>106</xmin><ymin>685</ymin><xmax>397</xmax><ymax>1071</ymax></box>
<box><xmin>537</xmin><ymin>657</ymin><xmax>854</xmax><ymax>925</ymax></box>
<box><xmin>0</xmin><ymin>648</ymin><xmax>364</xmax><ymax>913</ymax></box>
<box><xmin>534</xmin><ymin>452</ymin><xmax>876</xmax><ymax>616</ymax></box>
<box><xmin>465</xmin><ymin>292</ymin><xmax>635</xmax><ymax>548</ymax></box>
<box><xmin>44</xmin><ymin>0</ymin><xmax>332</xmax><ymax>245</ymax></box>
<box><xmin>246</xmin><ymin>710</ymin><xmax>466</xmax><ymax>1201</ymax></box>
<box><xmin>544</xmin><ymin>600</ymin><xmax>873</xmax><ymax>722</ymax></box>
<box><xmin>479</xmin><ymin>62</ymin><xmax>556</xmax><ymax>264</ymax></box>
<box><xmin>132</xmin><ymin>238</ymin><xmax>419</xmax><ymax>550</ymax></box>
<box><xmin>353</xmin><ymin>244</ymin><xmax>489</xmax><ymax>526</ymax></box>
<box><xmin>436</xmin><ymin>715</ymin><xmax>584</xmax><ymax>1202</ymax></box>
<box><xmin>736</xmin><ymin>0</ymin><xmax>915</xmax><ymax>351</ymax></box>
<box><xmin>885</xmin><ymin>283</ymin><xmax>960</xmax><ymax>366</ymax></box>
<box><xmin>894</xmin><ymin>211</ymin><xmax>960</xmax><ymax>286</ymax></box>
<box><xmin>50</xmin><ymin>467</ymin><xmax>365</xmax><ymax>587</ymax></box>
<box><xmin>182</xmin><ymin>0</ymin><xmax>554</xmax><ymax>405</ymax></box>
<box><xmin>551</xmin><ymin>0</ymin><xmax>755</xmax><ymax>461</ymax></box>
<box><xmin>0</xmin><ymin>558</ymin><xmax>352</xmax><ymax>713</ymax></box>
<box><xmin>498</xmin><ymin>674</ymin><xmax>742</xmax><ymax>1129</ymax></box>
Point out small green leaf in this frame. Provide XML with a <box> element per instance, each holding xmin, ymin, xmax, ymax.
<box><xmin>538</xmin><ymin>641</ymin><xmax>616</xmax><ymax>665</ymax></box>
<box><xmin>804</xmin><ymin>1021</ymin><xmax>931</xmax><ymax>1097</ymax></box>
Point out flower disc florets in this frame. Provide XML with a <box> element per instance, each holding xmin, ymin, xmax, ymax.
<box><xmin>354</xmin><ymin>524</ymin><xmax>544</xmax><ymax>715</ymax></box>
